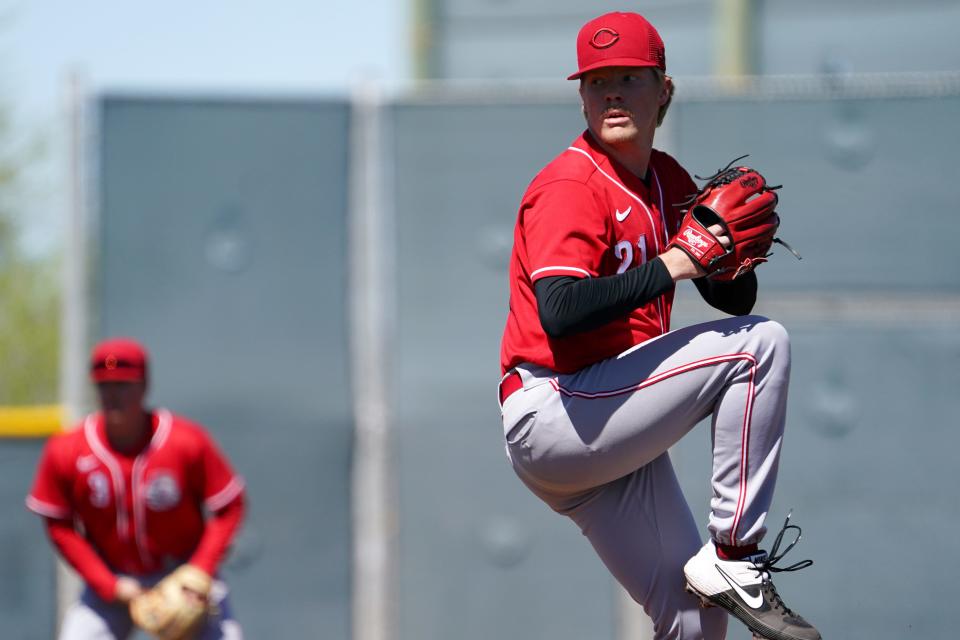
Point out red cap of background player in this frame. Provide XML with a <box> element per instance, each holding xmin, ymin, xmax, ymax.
<box><xmin>568</xmin><ymin>12</ymin><xmax>666</xmax><ymax>80</ymax></box>
<box><xmin>90</xmin><ymin>337</ymin><xmax>148</xmax><ymax>383</ymax></box>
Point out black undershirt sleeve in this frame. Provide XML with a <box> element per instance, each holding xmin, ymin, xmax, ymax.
<box><xmin>692</xmin><ymin>271</ymin><xmax>758</xmax><ymax>317</ymax></box>
<box><xmin>535</xmin><ymin>258</ymin><xmax>674</xmax><ymax>338</ymax></box>
<box><xmin>535</xmin><ymin>260</ymin><xmax>759</xmax><ymax>338</ymax></box>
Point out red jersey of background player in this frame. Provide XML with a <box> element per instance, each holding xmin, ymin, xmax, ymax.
<box><xmin>28</xmin><ymin>411</ymin><xmax>243</xmax><ymax>571</ymax></box>
<box><xmin>500</xmin><ymin>131</ymin><xmax>697</xmax><ymax>374</ymax></box>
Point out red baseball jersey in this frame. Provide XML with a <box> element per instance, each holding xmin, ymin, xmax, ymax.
<box><xmin>500</xmin><ymin>132</ymin><xmax>697</xmax><ymax>374</ymax></box>
<box><xmin>26</xmin><ymin>410</ymin><xmax>245</xmax><ymax>576</ymax></box>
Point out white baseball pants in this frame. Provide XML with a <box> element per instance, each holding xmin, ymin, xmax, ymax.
<box><xmin>499</xmin><ymin>315</ymin><xmax>792</xmax><ymax>640</ymax></box>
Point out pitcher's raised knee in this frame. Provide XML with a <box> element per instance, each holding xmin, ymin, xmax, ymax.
<box><xmin>743</xmin><ymin>315</ymin><xmax>791</xmax><ymax>366</ymax></box>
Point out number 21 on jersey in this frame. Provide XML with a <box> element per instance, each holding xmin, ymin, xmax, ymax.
<box><xmin>615</xmin><ymin>235</ymin><xmax>649</xmax><ymax>274</ymax></box>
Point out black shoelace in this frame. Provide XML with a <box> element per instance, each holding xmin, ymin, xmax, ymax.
<box><xmin>753</xmin><ymin>511</ymin><xmax>814</xmax><ymax>617</ymax></box>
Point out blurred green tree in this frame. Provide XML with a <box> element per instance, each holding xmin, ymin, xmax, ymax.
<box><xmin>0</xmin><ymin>104</ymin><xmax>60</xmax><ymax>405</ymax></box>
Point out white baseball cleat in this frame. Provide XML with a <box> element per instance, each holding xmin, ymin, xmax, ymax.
<box><xmin>683</xmin><ymin>514</ymin><xmax>821</xmax><ymax>640</ymax></box>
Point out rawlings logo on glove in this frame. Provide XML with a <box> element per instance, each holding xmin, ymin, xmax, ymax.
<box><xmin>679</xmin><ymin>227</ymin><xmax>712</xmax><ymax>256</ymax></box>
<box><xmin>129</xmin><ymin>565</ymin><xmax>213</xmax><ymax>640</ymax></box>
<box><xmin>669</xmin><ymin>156</ymin><xmax>801</xmax><ymax>281</ymax></box>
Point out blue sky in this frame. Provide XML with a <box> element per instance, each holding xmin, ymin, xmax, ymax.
<box><xmin>1</xmin><ymin>0</ymin><xmax>411</xmax><ymax>254</ymax></box>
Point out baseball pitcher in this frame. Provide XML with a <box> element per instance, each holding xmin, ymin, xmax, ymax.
<box><xmin>497</xmin><ymin>12</ymin><xmax>819</xmax><ymax>640</ymax></box>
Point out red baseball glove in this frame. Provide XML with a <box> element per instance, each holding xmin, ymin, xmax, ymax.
<box><xmin>669</xmin><ymin>157</ymin><xmax>800</xmax><ymax>281</ymax></box>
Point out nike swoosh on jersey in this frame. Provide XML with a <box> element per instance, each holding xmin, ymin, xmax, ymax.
<box><xmin>615</xmin><ymin>206</ymin><xmax>632</xmax><ymax>222</ymax></box>
<box><xmin>715</xmin><ymin>565</ymin><xmax>765</xmax><ymax>609</ymax></box>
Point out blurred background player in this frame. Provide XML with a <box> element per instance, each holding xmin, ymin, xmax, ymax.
<box><xmin>498</xmin><ymin>12</ymin><xmax>819</xmax><ymax>640</ymax></box>
<box><xmin>25</xmin><ymin>337</ymin><xmax>246</xmax><ymax>639</ymax></box>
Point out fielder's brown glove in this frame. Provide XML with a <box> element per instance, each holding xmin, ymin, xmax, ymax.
<box><xmin>129</xmin><ymin>564</ymin><xmax>213</xmax><ymax>640</ymax></box>
<box><xmin>669</xmin><ymin>156</ymin><xmax>800</xmax><ymax>281</ymax></box>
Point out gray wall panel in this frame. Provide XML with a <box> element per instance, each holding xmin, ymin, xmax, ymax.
<box><xmin>390</xmin><ymin>103</ymin><xmax>618</xmax><ymax>640</ymax></box>
<box><xmin>663</xmin><ymin>91</ymin><xmax>959</xmax><ymax>639</ymax></box>
<box><xmin>429</xmin><ymin>0</ymin><xmax>959</xmax><ymax>79</ymax></box>
<box><xmin>98</xmin><ymin>98</ymin><xmax>353</xmax><ymax>638</ymax></box>
<box><xmin>436</xmin><ymin>3</ymin><xmax>712</xmax><ymax>79</ymax></box>
<box><xmin>671</xmin><ymin>95</ymin><xmax>960</xmax><ymax>291</ymax></box>
<box><xmin>0</xmin><ymin>441</ymin><xmax>57</xmax><ymax>640</ymax></box>
<box><xmin>439</xmin><ymin>10</ymin><xmax>712</xmax><ymax>80</ymax></box>
<box><xmin>761</xmin><ymin>2</ymin><xmax>960</xmax><ymax>74</ymax></box>
<box><xmin>669</xmin><ymin>320</ymin><xmax>960</xmax><ymax>639</ymax></box>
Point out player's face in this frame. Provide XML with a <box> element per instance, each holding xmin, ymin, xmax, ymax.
<box><xmin>579</xmin><ymin>67</ymin><xmax>670</xmax><ymax>148</ymax></box>
<box><xmin>96</xmin><ymin>381</ymin><xmax>146</xmax><ymax>428</ymax></box>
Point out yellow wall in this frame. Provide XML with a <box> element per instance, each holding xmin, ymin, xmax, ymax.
<box><xmin>0</xmin><ymin>405</ymin><xmax>63</xmax><ymax>437</ymax></box>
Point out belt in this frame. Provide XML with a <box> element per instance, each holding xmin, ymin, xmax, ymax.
<box><xmin>499</xmin><ymin>371</ymin><xmax>523</xmax><ymax>404</ymax></box>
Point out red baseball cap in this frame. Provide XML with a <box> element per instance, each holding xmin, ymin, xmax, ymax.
<box><xmin>568</xmin><ymin>12</ymin><xmax>666</xmax><ymax>80</ymax></box>
<box><xmin>90</xmin><ymin>337</ymin><xmax>149</xmax><ymax>383</ymax></box>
